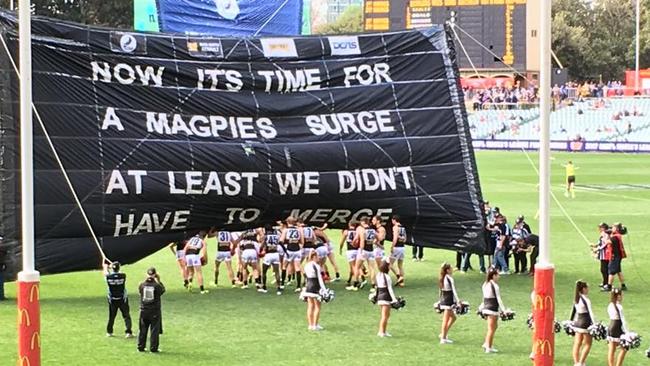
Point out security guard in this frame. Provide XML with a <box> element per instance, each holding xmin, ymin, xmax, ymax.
<box><xmin>104</xmin><ymin>261</ymin><xmax>133</xmax><ymax>337</ymax></box>
<box><xmin>137</xmin><ymin>267</ymin><xmax>165</xmax><ymax>353</ymax></box>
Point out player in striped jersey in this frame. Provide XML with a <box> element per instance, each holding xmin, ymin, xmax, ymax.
<box><xmin>354</xmin><ymin>217</ymin><xmax>377</xmax><ymax>291</ymax></box>
<box><xmin>280</xmin><ymin>216</ymin><xmax>304</xmax><ymax>292</ymax></box>
<box><xmin>259</xmin><ymin>225</ymin><xmax>283</xmax><ymax>295</ymax></box>
<box><xmin>390</xmin><ymin>215</ymin><xmax>407</xmax><ymax>287</ymax></box>
<box><xmin>341</xmin><ymin>220</ymin><xmax>360</xmax><ymax>290</ymax></box>
<box><xmin>314</xmin><ymin>225</ymin><xmax>340</xmax><ymax>282</ymax></box>
<box><xmin>238</xmin><ymin>231</ymin><xmax>261</xmax><ymax>289</ymax></box>
<box><xmin>183</xmin><ymin>231</ymin><xmax>208</xmax><ymax>294</ymax></box>
<box><xmin>298</xmin><ymin>219</ymin><xmax>317</xmax><ymax>265</ymax></box>
<box><xmin>210</xmin><ymin>228</ymin><xmax>237</xmax><ymax>288</ymax></box>
<box><xmin>168</xmin><ymin>240</ymin><xmax>188</xmax><ymax>287</ymax></box>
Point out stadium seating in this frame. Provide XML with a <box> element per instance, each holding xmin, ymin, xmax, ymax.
<box><xmin>468</xmin><ymin>98</ymin><xmax>650</xmax><ymax>142</ymax></box>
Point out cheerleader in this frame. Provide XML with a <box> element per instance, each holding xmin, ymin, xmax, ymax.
<box><xmin>303</xmin><ymin>250</ymin><xmax>327</xmax><ymax>331</ymax></box>
<box><xmin>376</xmin><ymin>259</ymin><xmax>398</xmax><ymax>337</ymax></box>
<box><xmin>607</xmin><ymin>289</ymin><xmax>628</xmax><ymax>366</ymax></box>
<box><xmin>481</xmin><ymin>267</ymin><xmax>506</xmax><ymax>353</ymax></box>
<box><xmin>438</xmin><ymin>263</ymin><xmax>460</xmax><ymax>344</ymax></box>
<box><xmin>571</xmin><ymin>281</ymin><xmax>595</xmax><ymax>366</ymax></box>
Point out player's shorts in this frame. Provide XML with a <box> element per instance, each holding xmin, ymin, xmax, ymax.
<box><xmin>391</xmin><ymin>247</ymin><xmax>405</xmax><ymax>261</ymax></box>
<box><xmin>277</xmin><ymin>245</ymin><xmax>286</xmax><ymax>256</ymax></box>
<box><xmin>567</xmin><ymin>175</ymin><xmax>576</xmax><ymax>184</ymax></box>
<box><xmin>175</xmin><ymin>250</ymin><xmax>185</xmax><ymax>260</ymax></box>
<box><xmin>327</xmin><ymin>242</ymin><xmax>334</xmax><ymax>255</ymax></box>
<box><xmin>373</xmin><ymin>247</ymin><xmax>384</xmax><ymax>259</ymax></box>
<box><xmin>316</xmin><ymin>246</ymin><xmax>329</xmax><ymax>259</ymax></box>
<box><xmin>303</xmin><ymin>247</ymin><xmax>315</xmax><ymax>258</ymax></box>
<box><xmin>185</xmin><ymin>254</ymin><xmax>202</xmax><ymax>267</ymax></box>
<box><xmin>263</xmin><ymin>252</ymin><xmax>281</xmax><ymax>266</ymax></box>
<box><xmin>608</xmin><ymin>258</ymin><xmax>622</xmax><ymax>275</ymax></box>
<box><xmin>241</xmin><ymin>249</ymin><xmax>258</xmax><ymax>263</ymax></box>
<box><xmin>287</xmin><ymin>250</ymin><xmax>302</xmax><ymax>262</ymax></box>
<box><xmin>215</xmin><ymin>251</ymin><xmax>232</xmax><ymax>262</ymax></box>
<box><xmin>346</xmin><ymin>250</ymin><xmax>358</xmax><ymax>262</ymax></box>
<box><xmin>358</xmin><ymin>250</ymin><xmax>374</xmax><ymax>261</ymax></box>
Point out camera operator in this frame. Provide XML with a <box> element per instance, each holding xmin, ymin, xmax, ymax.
<box><xmin>603</xmin><ymin>223</ymin><xmax>627</xmax><ymax>292</ymax></box>
<box><xmin>137</xmin><ymin>267</ymin><xmax>165</xmax><ymax>353</ymax></box>
<box><xmin>103</xmin><ymin>261</ymin><xmax>133</xmax><ymax>337</ymax></box>
<box><xmin>591</xmin><ymin>223</ymin><xmax>610</xmax><ymax>289</ymax></box>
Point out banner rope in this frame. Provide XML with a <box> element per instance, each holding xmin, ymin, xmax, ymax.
<box><xmin>253</xmin><ymin>0</ymin><xmax>291</xmax><ymax>37</ymax></box>
<box><xmin>517</xmin><ymin>144</ymin><xmax>593</xmax><ymax>247</ymax></box>
<box><xmin>0</xmin><ymin>33</ymin><xmax>112</xmax><ymax>264</ymax></box>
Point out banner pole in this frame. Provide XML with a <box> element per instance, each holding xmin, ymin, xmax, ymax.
<box><xmin>17</xmin><ymin>1</ymin><xmax>41</xmax><ymax>366</ymax></box>
<box><xmin>534</xmin><ymin>0</ymin><xmax>554</xmax><ymax>365</ymax></box>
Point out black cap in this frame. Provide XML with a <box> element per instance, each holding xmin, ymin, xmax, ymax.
<box><xmin>598</xmin><ymin>222</ymin><xmax>609</xmax><ymax>229</ymax></box>
<box><xmin>147</xmin><ymin>267</ymin><xmax>157</xmax><ymax>276</ymax></box>
<box><xmin>111</xmin><ymin>261</ymin><xmax>121</xmax><ymax>271</ymax></box>
<box><xmin>518</xmin><ymin>215</ymin><xmax>525</xmax><ymax>221</ymax></box>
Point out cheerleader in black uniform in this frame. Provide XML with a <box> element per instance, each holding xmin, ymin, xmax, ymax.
<box><xmin>376</xmin><ymin>259</ymin><xmax>397</xmax><ymax>337</ymax></box>
<box><xmin>480</xmin><ymin>267</ymin><xmax>506</xmax><ymax>353</ymax></box>
<box><xmin>571</xmin><ymin>281</ymin><xmax>595</xmax><ymax>366</ymax></box>
<box><xmin>607</xmin><ymin>289</ymin><xmax>628</xmax><ymax>366</ymax></box>
<box><xmin>438</xmin><ymin>263</ymin><xmax>460</xmax><ymax>344</ymax></box>
<box><xmin>304</xmin><ymin>250</ymin><xmax>327</xmax><ymax>331</ymax></box>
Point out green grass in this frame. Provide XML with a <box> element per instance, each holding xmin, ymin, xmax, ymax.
<box><xmin>2</xmin><ymin>151</ymin><xmax>650</xmax><ymax>365</ymax></box>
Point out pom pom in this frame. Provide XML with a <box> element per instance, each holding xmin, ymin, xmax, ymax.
<box><xmin>619</xmin><ymin>332</ymin><xmax>642</xmax><ymax>350</ymax></box>
<box><xmin>318</xmin><ymin>288</ymin><xmax>335</xmax><ymax>303</ymax></box>
<box><xmin>452</xmin><ymin>301</ymin><xmax>470</xmax><ymax>316</ymax></box>
<box><xmin>526</xmin><ymin>314</ymin><xmax>534</xmax><ymax>329</ymax></box>
<box><xmin>561</xmin><ymin>320</ymin><xmax>576</xmax><ymax>337</ymax></box>
<box><xmin>587</xmin><ymin>323</ymin><xmax>607</xmax><ymax>341</ymax></box>
<box><xmin>554</xmin><ymin>320</ymin><xmax>562</xmax><ymax>334</ymax></box>
<box><xmin>433</xmin><ymin>301</ymin><xmax>443</xmax><ymax>314</ymax></box>
<box><xmin>391</xmin><ymin>296</ymin><xmax>406</xmax><ymax>310</ymax></box>
<box><xmin>368</xmin><ymin>292</ymin><xmax>377</xmax><ymax>305</ymax></box>
<box><xmin>500</xmin><ymin>309</ymin><xmax>516</xmax><ymax>321</ymax></box>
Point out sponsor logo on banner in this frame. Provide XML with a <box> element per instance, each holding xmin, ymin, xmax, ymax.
<box><xmin>328</xmin><ymin>36</ymin><xmax>361</xmax><ymax>55</ymax></box>
<box><xmin>186</xmin><ymin>38</ymin><xmax>224</xmax><ymax>59</ymax></box>
<box><xmin>109</xmin><ymin>32</ymin><xmax>147</xmax><ymax>55</ymax></box>
<box><xmin>533</xmin><ymin>294</ymin><xmax>554</xmax><ymax>311</ymax></box>
<box><xmin>261</xmin><ymin>38</ymin><xmax>298</xmax><ymax>58</ymax></box>
<box><xmin>29</xmin><ymin>284</ymin><xmax>39</xmax><ymax>303</ymax></box>
<box><xmin>31</xmin><ymin>332</ymin><xmax>41</xmax><ymax>350</ymax></box>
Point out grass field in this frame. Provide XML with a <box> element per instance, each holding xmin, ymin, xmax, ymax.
<box><xmin>1</xmin><ymin>150</ymin><xmax>650</xmax><ymax>366</ymax></box>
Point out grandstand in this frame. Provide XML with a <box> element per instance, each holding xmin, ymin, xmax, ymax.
<box><xmin>468</xmin><ymin>98</ymin><xmax>650</xmax><ymax>144</ymax></box>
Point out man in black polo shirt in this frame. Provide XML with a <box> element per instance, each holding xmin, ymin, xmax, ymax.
<box><xmin>104</xmin><ymin>261</ymin><xmax>133</xmax><ymax>337</ymax></box>
<box><xmin>137</xmin><ymin>267</ymin><xmax>165</xmax><ymax>353</ymax></box>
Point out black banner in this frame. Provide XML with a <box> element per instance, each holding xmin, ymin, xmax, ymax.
<box><xmin>0</xmin><ymin>11</ymin><xmax>485</xmax><ymax>278</ymax></box>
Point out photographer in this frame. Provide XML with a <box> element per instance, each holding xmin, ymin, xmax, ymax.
<box><xmin>137</xmin><ymin>267</ymin><xmax>165</xmax><ymax>353</ymax></box>
<box><xmin>603</xmin><ymin>223</ymin><xmax>627</xmax><ymax>292</ymax></box>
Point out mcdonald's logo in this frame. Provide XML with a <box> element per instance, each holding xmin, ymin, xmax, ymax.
<box><xmin>29</xmin><ymin>285</ymin><xmax>39</xmax><ymax>303</ymax></box>
<box><xmin>30</xmin><ymin>332</ymin><xmax>41</xmax><ymax>350</ymax></box>
<box><xmin>17</xmin><ymin>356</ymin><xmax>31</xmax><ymax>366</ymax></box>
<box><xmin>535</xmin><ymin>339</ymin><xmax>553</xmax><ymax>356</ymax></box>
<box><xmin>18</xmin><ymin>309</ymin><xmax>30</xmax><ymax>327</ymax></box>
<box><xmin>533</xmin><ymin>295</ymin><xmax>554</xmax><ymax>312</ymax></box>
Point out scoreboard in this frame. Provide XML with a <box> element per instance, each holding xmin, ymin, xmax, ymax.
<box><xmin>365</xmin><ymin>0</ymin><xmax>528</xmax><ymax>71</ymax></box>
